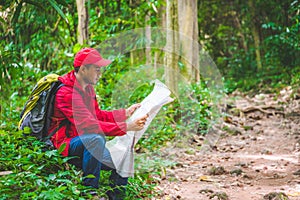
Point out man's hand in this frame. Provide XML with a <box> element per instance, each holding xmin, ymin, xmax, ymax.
<box><xmin>127</xmin><ymin>114</ymin><xmax>148</xmax><ymax>131</ymax></box>
<box><xmin>126</xmin><ymin>103</ymin><xmax>141</xmax><ymax>118</ymax></box>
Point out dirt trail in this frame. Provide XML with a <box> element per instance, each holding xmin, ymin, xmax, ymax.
<box><xmin>156</xmin><ymin>87</ymin><xmax>300</xmax><ymax>200</ymax></box>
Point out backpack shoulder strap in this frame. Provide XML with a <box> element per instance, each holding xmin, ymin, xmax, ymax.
<box><xmin>43</xmin><ymin>82</ymin><xmax>71</xmax><ymax>141</ymax></box>
<box><xmin>44</xmin><ymin>119</ymin><xmax>69</xmax><ymax>141</ymax></box>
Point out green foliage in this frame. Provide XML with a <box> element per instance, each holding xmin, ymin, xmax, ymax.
<box><xmin>227</xmin><ymin>1</ymin><xmax>299</xmax><ymax>92</ymax></box>
<box><xmin>198</xmin><ymin>0</ymin><xmax>299</xmax><ymax>93</ymax></box>
<box><xmin>131</xmin><ymin>80</ymin><xmax>212</xmax><ymax>152</ymax></box>
<box><xmin>89</xmin><ymin>0</ymin><xmax>162</xmax><ymax>42</ymax></box>
<box><xmin>178</xmin><ymin>82</ymin><xmax>212</xmax><ymax>134</ymax></box>
<box><xmin>0</xmin><ymin>0</ymin><xmax>75</xmax><ymax>107</ymax></box>
<box><xmin>127</xmin><ymin>173</ymin><xmax>159</xmax><ymax>199</ymax></box>
<box><xmin>0</xmin><ymin>43</ymin><xmax>22</xmax><ymax>97</ymax></box>
<box><xmin>0</xmin><ymin>127</ymin><xmax>159</xmax><ymax>199</ymax></box>
<box><xmin>0</xmin><ymin>129</ymin><xmax>87</xmax><ymax>199</ymax></box>
<box><xmin>135</xmin><ymin>104</ymin><xmax>177</xmax><ymax>152</ymax></box>
<box><xmin>262</xmin><ymin>2</ymin><xmax>300</xmax><ymax>70</ymax></box>
<box><xmin>291</xmin><ymin>66</ymin><xmax>300</xmax><ymax>86</ymax></box>
<box><xmin>128</xmin><ymin>82</ymin><xmax>154</xmax><ymax>104</ymax></box>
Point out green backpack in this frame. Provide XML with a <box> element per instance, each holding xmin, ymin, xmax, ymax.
<box><xmin>18</xmin><ymin>74</ymin><xmax>67</xmax><ymax>145</ymax></box>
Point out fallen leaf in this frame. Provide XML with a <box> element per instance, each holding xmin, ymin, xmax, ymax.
<box><xmin>199</xmin><ymin>175</ymin><xmax>214</xmax><ymax>182</ymax></box>
<box><xmin>288</xmin><ymin>192</ymin><xmax>300</xmax><ymax>197</ymax></box>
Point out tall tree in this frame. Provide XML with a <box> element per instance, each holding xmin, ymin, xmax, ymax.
<box><xmin>178</xmin><ymin>0</ymin><xmax>199</xmax><ymax>82</ymax></box>
<box><xmin>145</xmin><ymin>10</ymin><xmax>151</xmax><ymax>65</ymax></box>
<box><xmin>164</xmin><ymin>0</ymin><xmax>179</xmax><ymax>95</ymax></box>
<box><xmin>76</xmin><ymin>0</ymin><xmax>89</xmax><ymax>45</ymax></box>
<box><xmin>248</xmin><ymin>0</ymin><xmax>262</xmax><ymax>71</ymax></box>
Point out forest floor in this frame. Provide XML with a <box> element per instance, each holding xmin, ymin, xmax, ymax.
<box><xmin>156</xmin><ymin>87</ymin><xmax>300</xmax><ymax>200</ymax></box>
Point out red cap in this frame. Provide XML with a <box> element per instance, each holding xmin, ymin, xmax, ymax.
<box><xmin>73</xmin><ymin>48</ymin><xmax>112</xmax><ymax>68</ymax></box>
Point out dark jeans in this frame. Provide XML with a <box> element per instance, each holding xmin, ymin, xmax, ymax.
<box><xmin>69</xmin><ymin>133</ymin><xmax>128</xmax><ymax>200</ymax></box>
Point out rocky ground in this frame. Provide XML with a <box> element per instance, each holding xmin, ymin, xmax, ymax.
<box><xmin>155</xmin><ymin>87</ymin><xmax>300</xmax><ymax>200</ymax></box>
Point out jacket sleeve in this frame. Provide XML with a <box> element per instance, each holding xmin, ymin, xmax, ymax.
<box><xmin>56</xmin><ymin>87</ymin><xmax>127</xmax><ymax>136</ymax></box>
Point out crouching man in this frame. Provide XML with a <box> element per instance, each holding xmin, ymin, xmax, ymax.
<box><xmin>48</xmin><ymin>47</ymin><xmax>148</xmax><ymax>199</ymax></box>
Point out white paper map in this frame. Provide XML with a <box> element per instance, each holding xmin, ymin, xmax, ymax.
<box><xmin>105</xmin><ymin>79</ymin><xmax>174</xmax><ymax>177</ymax></box>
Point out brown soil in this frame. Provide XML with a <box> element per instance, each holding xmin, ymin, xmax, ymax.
<box><xmin>156</xmin><ymin>87</ymin><xmax>300</xmax><ymax>200</ymax></box>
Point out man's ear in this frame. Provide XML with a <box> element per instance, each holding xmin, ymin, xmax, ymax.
<box><xmin>80</xmin><ymin>65</ymin><xmax>87</xmax><ymax>72</ymax></box>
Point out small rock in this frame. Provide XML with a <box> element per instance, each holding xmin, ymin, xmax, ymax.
<box><xmin>235</xmin><ymin>162</ymin><xmax>248</xmax><ymax>168</ymax></box>
<box><xmin>293</xmin><ymin>169</ymin><xmax>300</xmax><ymax>175</ymax></box>
<box><xmin>262</xmin><ymin>192</ymin><xmax>289</xmax><ymax>200</ymax></box>
<box><xmin>244</xmin><ymin>180</ymin><xmax>252</xmax><ymax>185</ymax></box>
<box><xmin>230</xmin><ymin>169</ymin><xmax>243</xmax><ymax>176</ymax></box>
<box><xmin>243</xmin><ymin>125</ymin><xmax>253</xmax><ymax>131</ymax></box>
<box><xmin>208</xmin><ymin>166</ymin><xmax>227</xmax><ymax>175</ymax></box>
<box><xmin>243</xmin><ymin>174</ymin><xmax>252</xmax><ymax>179</ymax></box>
<box><xmin>175</xmin><ymin>163</ymin><xmax>184</xmax><ymax>168</ymax></box>
<box><xmin>209</xmin><ymin>192</ymin><xmax>229</xmax><ymax>200</ymax></box>
<box><xmin>199</xmin><ymin>189</ymin><xmax>214</xmax><ymax>194</ymax></box>
<box><xmin>230</xmin><ymin>181</ymin><xmax>242</xmax><ymax>187</ymax></box>
<box><xmin>174</xmin><ymin>185</ymin><xmax>180</xmax><ymax>191</ymax></box>
<box><xmin>261</xmin><ymin>149</ymin><xmax>273</xmax><ymax>155</ymax></box>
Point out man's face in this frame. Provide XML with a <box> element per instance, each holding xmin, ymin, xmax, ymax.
<box><xmin>82</xmin><ymin>64</ymin><xmax>105</xmax><ymax>85</ymax></box>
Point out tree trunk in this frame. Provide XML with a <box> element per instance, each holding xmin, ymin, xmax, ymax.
<box><xmin>165</xmin><ymin>0</ymin><xmax>179</xmax><ymax>95</ymax></box>
<box><xmin>233</xmin><ymin>13</ymin><xmax>248</xmax><ymax>52</ymax></box>
<box><xmin>76</xmin><ymin>0</ymin><xmax>89</xmax><ymax>45</ymax></box>
<box><xmin>178</xmin><ymin>0</ymin><xmax>199</xmax><ymax>82</ymax></box>
<box><xmin>145</xmin><ymin>11</ymin><xmax>151</xmax><ymax>65</ymax></box>
<box><xmin>248</xmin><ymin>0</ymin><xmax>262</xmax><ymax>71</ymax></box>
<box><xmin>252</xmin><ymin>26</ymin><xmax>262</xmax><ymax>70</ymax></box>
<box><xmin>159</xmin><ymin>3</ymin><xmax>166</xmax><ymax>28</ymax></box>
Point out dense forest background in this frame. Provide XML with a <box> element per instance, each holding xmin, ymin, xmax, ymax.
<box><xmin>0</xmin><ymin>0</ymin><xmax>299</xmax><ymax>199</ymax></box>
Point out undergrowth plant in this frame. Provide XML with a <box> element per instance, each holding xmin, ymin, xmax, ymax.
<box><xmin>0</xmin><ymin>129</ymin><xmax>88</xmax><ymax>199</ymax></box>
<box><xmin>0</xmin><ymin>128</ymin><xmax>161</xmax><ymax>199</ymax></box>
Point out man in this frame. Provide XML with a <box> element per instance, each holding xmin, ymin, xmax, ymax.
<box><xmin>48</xmin><ymin>47</ymin><xmax>148</xmax><ymax>199</ymax></box>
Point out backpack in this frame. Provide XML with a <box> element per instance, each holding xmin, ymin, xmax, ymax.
<box><xmin>18</xmin><ymin>74</ymin><xmax>68</xmax><ymax>147</ymax></box>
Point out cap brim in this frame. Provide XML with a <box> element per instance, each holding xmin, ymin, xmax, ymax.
<box><xmin>95</xmin><ymin>59</ymin><xmax>112</xmax><ymax>67</ymax></box>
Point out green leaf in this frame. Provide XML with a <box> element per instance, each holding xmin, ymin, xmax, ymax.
<box><xmin>56</xmin><ymin>186</ymin><xmax>67</xmax><ymax>192</ymax></box>
<box><xmin>48</xmin><ymin>174</ymin><xmax>56</xmax><ymax>181</ymax></box>
<box><xmin>85</xmin><ymin>174</ymin><xmax>96</xmax><ymax>179</ymax></box>
<box><xmin>62</xmin><ymin>156</ymin><xmax>73</xmax><ymax>163</ymax></box>
<box><xmin>57</xmin><ymin>143</ymin><xmax>66</xmax><ymax>154</ymax></box>
<box><xmin>45</xmin><ymin>150</ymin><xmax>56</xmax><ymax>158</ymax></box>
<box><xmin>47</xmin><ymin>0</ymin><xmax>69</xmax><ymax>23</ymax></box>
<box><xmin>23</xmin><ymin>0</ymin><xmax>44</xmax><ymax>9</ymax></box>
<box><xmin>55</xmin><ymin>0</ymin><xmax>68</xmax><ymax>6</ymax></box>
<box><xmin>23</xmin><ymin>127</ymin><xmax>32</xmax><ymax>135</ymax></box>
<box><xmin>11</xmin><ymin>1</ymin><xmax>23</xmax><ymax>24</ymax></box>
<box><xmin>71</xmin><ymin>186</ymin><xmax>80</xmax><ymax>195</ymax></box>
<box><xmin>56</xmin><ymin>179</ymin><xmax>73</xmax><ymax>184</ymax></box>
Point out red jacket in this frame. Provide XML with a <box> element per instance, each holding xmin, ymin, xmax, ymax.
<box><xmin>49</xmin><ymin>70</ymin><xmax>127</xmax><ymax>156</ymax></box>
